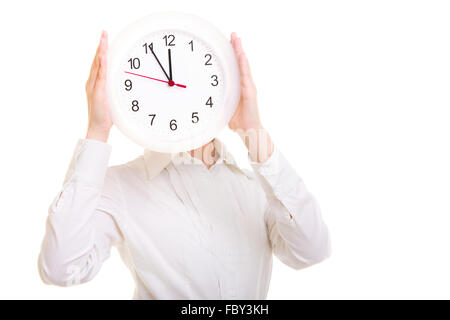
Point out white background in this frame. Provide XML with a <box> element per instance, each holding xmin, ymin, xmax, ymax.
<box><xmin>0</xmin><ymin>0</ymin><xmax>450</xmax><ymax>299</ymax></box>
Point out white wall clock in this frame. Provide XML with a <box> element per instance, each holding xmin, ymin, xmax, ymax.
<box><xmin>107</xmin><ymin>12</ymin><xmax>241</xmax><ymax>153</ymax></box>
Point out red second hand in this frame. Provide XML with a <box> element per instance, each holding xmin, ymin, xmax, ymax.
<box><xmin>124</xmin><ymin>71</ymin><xmax>187</xmax><ymax>88</ymax></box>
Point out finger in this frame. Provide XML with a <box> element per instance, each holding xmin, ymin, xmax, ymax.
<box><xmin>86</xmin><ymin>47</ymin><xmax>100</xmax><ymax>91</ymax></box>
<box><xmin>230</xmin><ymin>34</ymin><xmax>252</xmax><ymax>78</ymax></box>
<box><xmin>231</xmin><ymin>33</ymin><xmax>244</xmax><ymax>55</ymax></box>
<box><xmin>230</xmin><ymin>32</ymin><xmax>238</xmax><ymax>47</ymax></box>
<box><xmin>230</xmin><ymin>32</ymin><xmax>240</xmax><ymax>58</ymax></box>
<box><xmin>86</xmin><ymin>31</ymin><xmax>105</xmax><ymax>91</ymax></box>
<box><xmin>95</xmin><ymin>31</ymin><xmax>108</xmax><ymax>90</ymax></box>
<box><xmin>87</xmin><ymin>55</ymin><xmax>100</xmax><ymax>90</ymax></box>
<box><xmin>233</xmin><ymin>37</ymin><xmax>255</xmax><ymax>90</ymax></box>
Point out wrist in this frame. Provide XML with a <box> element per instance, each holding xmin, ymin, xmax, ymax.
<box><xmin>235</xmin><ymin>127</ymin><xmax>274</xmax><ymax>163</ymax></box>
<box><xmin>86</xmin><ymin>127</ymin><xmax>110</xmax><ymax>143</ymax></box>
<box><xmin>244</xmin><ymin>123</ymin><xmax>264</xmax><ymax>131</ymax></box>
<box><xmin>230</xmin><ymin>121</ymin><xmax>264</xmax><ymax>132</ymax></box>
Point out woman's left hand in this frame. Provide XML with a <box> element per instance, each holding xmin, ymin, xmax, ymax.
<box><xmin>229</xmin><ymin>33</ymin><xmax>273</xmax><ymax>162</ymax></box>
<box><xmin>228</xmin><ymin>33</ymin><xmax>263</xmax><ymax>132</ymax></box>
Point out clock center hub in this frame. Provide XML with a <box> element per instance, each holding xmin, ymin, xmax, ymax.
<box><xmin>168</xmin><ymin>80</ymin><xmax>175</xmax><ymax>87</ymax></box>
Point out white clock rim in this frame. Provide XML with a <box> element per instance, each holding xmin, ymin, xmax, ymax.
<box><xmin>107</xmin><ymin>12</ymin><xmax>241</xmax><ymax>153</ymax></box>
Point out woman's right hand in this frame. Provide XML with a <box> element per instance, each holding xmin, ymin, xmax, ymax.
<box><xmin>85</xmin><ymin>31</ymin><xmax>113</xmax><ymax>143</ymax></box>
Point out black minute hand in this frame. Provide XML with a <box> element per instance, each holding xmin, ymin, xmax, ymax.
<box><xmin>150</xmin><ymin>47</ymin><xmax>170</xmax><ymax>81</ymax></box>
<box><xmin>168</xmin><ymin>48</ymin><xmax>173</xmax><ymax>81</ymax></box>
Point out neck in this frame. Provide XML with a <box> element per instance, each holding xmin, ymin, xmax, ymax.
<box><xmin>189</xmin><ymin>140</ymin><xmax>216</xmax><ymax>169</ymax></box>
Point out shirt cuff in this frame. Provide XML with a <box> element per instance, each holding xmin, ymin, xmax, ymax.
<box><xmin>64</xmin><ymin>139</ymin><xmax>112</xmax><ymax>187</ymax></box>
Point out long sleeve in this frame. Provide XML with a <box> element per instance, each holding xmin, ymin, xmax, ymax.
<box><xmin>250</xmin><ymin>147</ymin><xmax>331</xmax><ymax>270</ymax></box>
<box><xmin>38</xmin><ymin>139</ymin><xmax>124</xmax><ymax>286</ymax></box>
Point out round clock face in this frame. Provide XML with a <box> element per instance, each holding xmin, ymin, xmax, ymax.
<box><xmin>107</xmin><ymin>13</ymin><xmax>240</xmax><ymax>153</ymax></box>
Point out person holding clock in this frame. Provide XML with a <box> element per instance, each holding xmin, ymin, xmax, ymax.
<box><xmin>38</xmin><ymin>30</ymin><xmax>331</xmax><ymax>299</ymax></box>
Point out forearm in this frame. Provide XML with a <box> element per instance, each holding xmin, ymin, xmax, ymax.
<box><xmin>251</xmin><ymin>147</ymin><xmax>331</xmax><ymax>269</ymax></box>
<box><xmin>39</xmin><ymin>186</ymin><xmax>103</xmax><ymax>286</ymax></box>
<box><xmin>266</xmin><ymin>178</ymin><xmax>331</xmax><ymax>268</ymax></box>
<box><xmin>38</xmin><ymin>139</ymin><xmax>113</xmax><ymax>286</ymax></box>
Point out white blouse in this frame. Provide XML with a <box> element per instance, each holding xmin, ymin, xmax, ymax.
<box><xmin>38</xmin><ymin>138</ymin><xmax>331</xmax><ymax>299</ymax></box>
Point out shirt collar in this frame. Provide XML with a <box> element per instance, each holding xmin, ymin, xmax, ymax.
<box><xmin>143</xmin><ymin>139</ymin><xmax>246</xmax><ymax>180</ymax></box>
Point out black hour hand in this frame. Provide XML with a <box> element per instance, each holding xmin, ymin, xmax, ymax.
<box><xmin>150</xmin><ymin>47</ymin><xmax>170</xmax><ymax>81</ymax></box>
